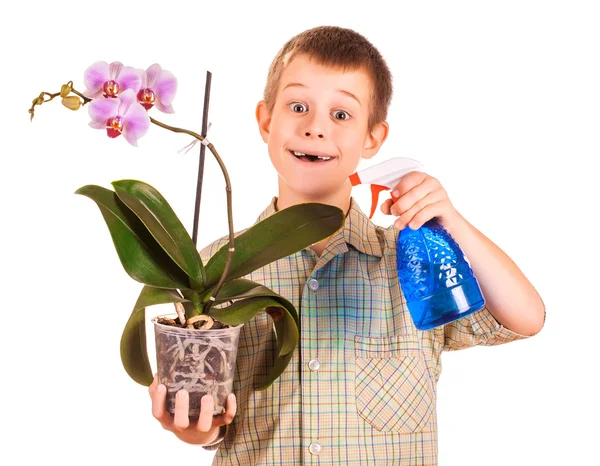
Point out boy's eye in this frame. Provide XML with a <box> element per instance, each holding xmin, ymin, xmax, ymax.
<box><xmin>333</xmin><ymin>110</ymin><xmax>350</xmax><ymax>121</ymax></box>
<box><xmin>290</xmin><ymin>103</ymin><xmax>307</xmax><ymax>113</ymax></box>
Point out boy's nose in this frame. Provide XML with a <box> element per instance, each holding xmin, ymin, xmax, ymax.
<box><xmin>305</xmin><ymin>132</ymin><xmax>324</xmax><ymax>139</ymax></box>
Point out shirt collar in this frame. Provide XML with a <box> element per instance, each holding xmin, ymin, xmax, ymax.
<box><xmin>253</xmin><ymin>196</ymin><xmax>383</xmax><ymax>258</ymax></box>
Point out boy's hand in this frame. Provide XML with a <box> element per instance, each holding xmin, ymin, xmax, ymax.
<box><xmin>380</xmin><ymin>171</ymin><xmax>461</xmax><ymax>230</ymax></box>
<box><xmin>149</xmin><ymin>374</ymin><xmax>236</xmax><ymax>445</ymax></box>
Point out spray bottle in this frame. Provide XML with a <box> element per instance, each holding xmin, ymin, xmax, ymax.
<box><xmin>349</xmin><ymin>157</ymin><xmax>485</xmax><ymax>330</ymax></box>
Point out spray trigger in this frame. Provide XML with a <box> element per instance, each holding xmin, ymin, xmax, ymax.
<box><xmin>369</xmin><ymin>184</ymin><xmax>388</xmax><ymax>219</ymax></box>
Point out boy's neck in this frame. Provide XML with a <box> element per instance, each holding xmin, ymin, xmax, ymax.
<box><xmin>274</xmin><ymin>183</ymin><xmax>352</xmax><ymax>258</ymax></box>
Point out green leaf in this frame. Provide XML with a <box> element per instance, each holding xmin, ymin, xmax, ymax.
<box><xmin>206</xmin><ymin>296</ymin><xmax>297</xmax><ymax>353</ymax></box>
<box><xmin>198</xmin><ymin>277</ymin><xmax>276</xmax><ymax>302</ymax></box>
<box><xmin>120</xmin><ymin>286</ymin><xmax>188</xmax><ymax>386</ymax></box>
<box><xmin>255</xmin><ymin>349</ymin><xmax>294</xmax><ymax>392</ymax></box>
<box><xmin>204</xmin><ymin>203</ymin><xmax>344</xmax><ymax>288</ymax></box>
<box><xmin>112</xmin><ymin>180</ymin><xmax>205</xmax><ymax>290</ymax></box>
<box><xmin>75</xmin><ymin>185</ymin><xmax>191</xmax><ymax>289</ymax></box>
<box><xmin>198</xmin><ymin>278</ymin><xmax>299</xmax><ymax>330</ymax></box>
<box><xmin>205</xmin><ymin>294</ymin><xmax>299</xmax><ymax>388</ymax></box>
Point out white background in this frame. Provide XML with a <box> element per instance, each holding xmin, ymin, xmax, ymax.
<box><xmin>2</xmin><ymin>0</ymin><xmax>598</xmax><ymax>464</ymax></box>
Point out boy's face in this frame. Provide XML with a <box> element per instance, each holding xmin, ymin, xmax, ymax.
<box><xmin>256</xmin><ymin>54</ymin><xmax>388</xmax><ymax>201</ymax></box>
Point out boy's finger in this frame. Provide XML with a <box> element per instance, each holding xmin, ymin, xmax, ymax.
<box><xmin>172</xmin><ymin>390</ymin><xmax>191</xmax><ymax>431</ymax></box>
<box><xmin>195</xmin><ymin>395</ymin><xmax>215</xmax><ymax>432</ymax></box>
<box><xmin>209</xmin><ymin>393</ymin><xmax>237</xmax><ymax>427</ymax></box>
<box><xmin>220</xmin><ymin>393</ymin><xmax>237</xmax><ymax>425</ymax></box>
<box><xmin>148</xmin><ymin>373</ymin><xmax>158</xmax><ymax>396</ymax></box>
<box><xmin>380</xmin><ymin>198</ymin><xmax>393</xmax><ymax>215</ymax></box>
<box><xmin>150</xmin><ymin>383</ymin><xmax>173</xmax><ymax>427</ymax></box>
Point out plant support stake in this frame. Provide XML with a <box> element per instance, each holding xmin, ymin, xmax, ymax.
<box><xmin>192</xmin><ymin>70</ymin><xmax>212</xmax><ymax>247</ymax></box>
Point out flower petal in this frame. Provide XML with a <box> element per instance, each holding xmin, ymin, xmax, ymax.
<box><xmin>155</xmin><ymin>98</ymin><xmax>175</xmax><ymax>114</ymax></box>
<box><xmin>123</xmin><ymin>130</ymin><xmax>139</xmax><ymax>147</ymax></box>
<box><xmin>145</xmin><ymin>63</ymin><xmax>162</xmax><ymax>88</ymax></box>
<box><xmin>89</xmin><ymin>97</ymin><xmax>119</xmax><ymax>123</ymax></box>
<box><xmin>84</xmin><ymin>61</ymin><xmax>109</xmax><ymax>94</ymax></box>
<box><xmin>88</xmin><ymin>120</ymin><xmax>106</xmax><ymax>129</ymax></box>
<box><xmin>122</xmin><ymin>101</ymin><xmax>150</xmax><ymax>146</ymax></box>
<box><xmin>154</xmin><ymin>69</ymin><xmax>177</xmax><ymax>105</ymax></box>
<box><xmin>138</xmin><ymin>68</ymin><xmax>148</xmax><ymax>88</ymax></box>
<box><xmin>118</xmin><ymin>67</ymin><xmax>142</xmax><ymax>94</ymax></box>
<box><xmin>117</xmin><ymin>89</ymin><xmax>137</xmax><ymax>116</ymax></box>
<box><xmin>109</xmin><ymin>61</ymin><xmax>124</xmax><ymax>79</ymax></box>
<box><xmin>83</xmin><ymin>88</ymin><xmax>103</xmax><ymax>99</ymax></box>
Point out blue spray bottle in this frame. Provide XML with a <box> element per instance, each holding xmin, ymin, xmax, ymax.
<box><xmin>349</xmin><ymin>157</ymin><xmax>485</xmax><ymax>330</ymax></box>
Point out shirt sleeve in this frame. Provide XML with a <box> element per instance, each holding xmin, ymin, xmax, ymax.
<box><xmin>441</xmin><ymin>305</ymin><xmax>540</xmax><ymax>352</ymax></box>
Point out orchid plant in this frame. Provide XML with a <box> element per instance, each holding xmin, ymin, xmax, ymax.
<box><xmin>30</xmin><ymin>61</ymin><xmax>345</xmax><ymax>391</ymax></box>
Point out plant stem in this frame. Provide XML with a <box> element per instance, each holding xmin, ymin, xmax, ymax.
<box><xmin>149</xmin><ymin>116</ymin><xmax>234</xmax><ymax>314</ymax></box>
<box><xmin>29</xmin><ymin>86</ymin><xmax>92</xmax><ymax>121</ymax></box>
<box><xmin>71</xmin><ymin>89</ymin><xmax>93</xmax><ymax>104</ymax></box>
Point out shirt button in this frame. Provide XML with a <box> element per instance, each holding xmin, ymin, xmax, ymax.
<box><xmin>308</xmin><ymin>359</ymin><xmax>320</xmax><ymax>371</ymax></box>
<box><xmin>308</xmin><ymin>279</ymin><xmax>319</xmax><ymax>291</ymax></box>
<box><xmin>309</xmin><ymin>442</ymin><xmax>322</xmax><ymax>455</ymax></box>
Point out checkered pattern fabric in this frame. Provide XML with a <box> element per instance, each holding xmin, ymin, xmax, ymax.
<box><xmin>199</xmin><ymin>196</ymin><xmax>530</xmax><ymax>465</ymax></box>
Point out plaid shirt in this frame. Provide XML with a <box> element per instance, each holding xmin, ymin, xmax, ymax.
<box><xmin>199</xmin><ymin>196</ymin><xmax>531</xmax><ymax>465</ymax></box>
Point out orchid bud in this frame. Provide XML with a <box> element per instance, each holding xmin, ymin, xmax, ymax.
<box><xmin>60</xmin><ymin>83</ymin><xmax>72</xmax><ymax>98</ymax></box>
<box><xmin>61</xmin><ymin>96</ymin><xmax>82</xmax><ymax>111</ymax></box>
<box><xmin>32</xmin><ymin>96</ymin><xmax>44</xmax><ymax>106</ymax></box>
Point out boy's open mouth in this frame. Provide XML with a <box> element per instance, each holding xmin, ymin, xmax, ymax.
<box><xmin>289</xmin><ymin>150</ymin><xmax>335</xmax><ymax>163</ymax></box>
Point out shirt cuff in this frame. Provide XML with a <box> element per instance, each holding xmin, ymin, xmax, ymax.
<box><xmin>441</xmin><ymin>305</ymin><xmax>538</xmax><ymax>352</ymax></box>
<box><xmin>201</xmin><ymin>425</ymin><xmax>227</xmax><ymax>451</ymax></box>
<box><xmin>470</xmin><ymin>305</ymin><xmax>533</xmax><ymax>341</ymax></box>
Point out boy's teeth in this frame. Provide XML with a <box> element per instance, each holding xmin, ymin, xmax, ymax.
<box><xmin>292</xmin><ymin>150</ymin><xmax>332</xmax><ymax>161</ymax></box>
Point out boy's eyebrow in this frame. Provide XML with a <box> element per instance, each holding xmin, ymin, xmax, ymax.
<box><xmin>282</xmin><ymin>82</ymin><xmax>361</xmax><ymax>106</ymax></box>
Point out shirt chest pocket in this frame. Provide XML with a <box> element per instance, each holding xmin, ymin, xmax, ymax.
<box><xmin>354</xmin><ymin>333</ymin><xmax>435</xmax><ymax>433</ymax></box>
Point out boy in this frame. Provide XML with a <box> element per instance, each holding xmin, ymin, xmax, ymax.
<box><xmin>149</xmin><ymin>26</ymin><xmax>545</xmax><ymax>464</ymax></box>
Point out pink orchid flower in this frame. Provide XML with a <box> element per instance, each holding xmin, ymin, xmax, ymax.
<box><xmin>136</xmin><ymin>63</ymin><xmax>177</xmax><ymax>113</ymax></box>
<box><xmin>88</xmin><ymin>89</ymin><xmax>150</xmax><ymax>146</ymax></box>
<box><xmin>83</xmin><ymin>61</ymin><xmax>141</xmax><ymax>99</ymax></box>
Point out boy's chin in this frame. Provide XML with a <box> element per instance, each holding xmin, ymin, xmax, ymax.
<box><xmin>284</xmin><ymin>183</ymin><xmax>348</xmax><ymax>201</ymax></box>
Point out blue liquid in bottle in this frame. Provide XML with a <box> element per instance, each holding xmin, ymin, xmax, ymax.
<box><xmin>396</xmin><ymin>219</ymin><xmax>485</xmax><ymax>330</ymax></box>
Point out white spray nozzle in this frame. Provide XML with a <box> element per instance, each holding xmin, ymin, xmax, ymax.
<box><xmin>349</xmin><ymin>157</ymin><xmax>425</xmax><ymax>219</ymax></box>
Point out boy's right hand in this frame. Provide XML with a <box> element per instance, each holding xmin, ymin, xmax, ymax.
<box><xmin>149</xmin><ymin>374</ymin><xmax>236</xmax><ymax>445</ymax></box>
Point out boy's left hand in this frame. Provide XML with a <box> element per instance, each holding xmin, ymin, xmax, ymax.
<box><xmin>380</xmin><ymin>171</ymin><xmax>461</xmax><ymax>230</ymax></box>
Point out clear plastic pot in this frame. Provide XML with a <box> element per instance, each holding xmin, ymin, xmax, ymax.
<box><xmin>153</xmin><ymin>315</ymin><xmax>243</xmax><ymax>417</ymax></box>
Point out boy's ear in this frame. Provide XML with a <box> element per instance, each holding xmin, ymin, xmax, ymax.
<box><xmin>256</xmin><ymin>100</ymin><xmax>272</xmax><ymax>143</ymax></box>
<box><xmin>362</xmin><ymin>120</ymin><xmax>389</xmax><ymax>160</ymax></box>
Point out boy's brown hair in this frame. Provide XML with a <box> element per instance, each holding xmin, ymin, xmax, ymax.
<box><xmin>264</xmin><ymin>26</ymin><xmax>393</xmax><ymax>132</ymax></box>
